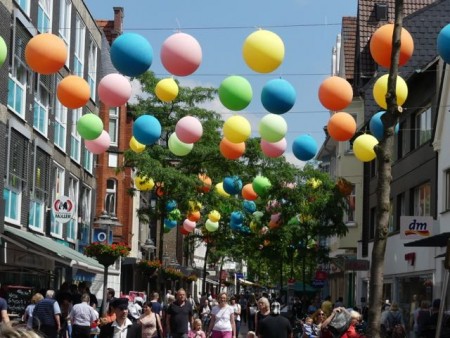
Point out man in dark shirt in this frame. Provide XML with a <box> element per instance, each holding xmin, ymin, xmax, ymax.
<box><xmin>258</xmin><ymin>302</ymin><xmax>292</xmax><ymax>338</ymax></box>
<box><xmin>0</xmin><ymin>296</ymin><xmax>10</xmax><ymax>324</ymax></box>
<box><xmin>166</xmin><ymin>288</ymin><xmax>193</xmax><ymax>338</ymax></box>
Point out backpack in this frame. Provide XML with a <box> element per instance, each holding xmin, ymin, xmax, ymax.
<box><xmin>387</xmin><ymin>312</ymin><xmax>405</xmax><ymax>338</ymax></box>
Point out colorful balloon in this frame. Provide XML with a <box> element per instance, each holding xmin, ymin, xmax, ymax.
<box><xmin>220</xmin><ymin>138</ymin><xmax>245</xmax><ymax>160</ymax></box>
<box><xmin>98</xmin><ymin>73</ymin><xmax>132</xmax><ymax>107</ymax></box>
<box><xmin>327</xmin><ymin>112</ymin><xmax>356</xmax><ymax>142</ymax></box>
<box><xmin>160</xmin><ymin>32</ymin><xmax>202</xmax><ymax>76</ymax></box>
<box><xmin>242</xmin><ymin>30</ymin><xmax>285</xmax><ymax>73</ymax></box>
<box><xmin>134</xmin><ymin>176</ymin><xmax>155</xmax><ymax>191</ymax></box>
<box><xmin>57</xmin><ymin>75</ymin><xmax>90</xmax><ymax>109</ymax></box>
<box><xmin>168</xmin><ymin>133</ymin><xmax>193</xmax><ymax>156</ymax></box>
<box><xmin>166</xmin><ymin>200</ymin><xmax>178</xmax><ymax>212</ymax></box>
<box><xmin>318</xmin><ymin>76</ymin><xmax>353</xmax><ymax>111</ymax></box>
<box><xmin>223</xmin><ymin>176</ymin><xmax>243</xmax><ymax>195</ymax></box>
<box><xmin>292</xmin><ymin>134</ymin><xmax>317</xmax><ymax>161</ymax></box>
<box><xmin>25</xmin><ymin>33</ymin><xmax>67</xmax><ymax>74</ymax></box>
<box><xmin>353</xmin><ymin>134</ymin><xmax>378</xmax><ymax>162</ymax></box>
<box><xmin>215</xmin><ymin>182</ymin><xmax>230</xmax><ymax>198</ymax></box>
<box><xmin>129</xmin><ymin>137</ymin><xmax>146</xmax><ymax>153</ymax></box>
<box><xmin>205</xmin><ymin>219</ymin><xmax>219</xmax><ymax>232</ymax></box>
<box><xmin>0</xmin><ymin>36</ymin><xmax>7</xmax><ymax>68</ymax></box>
<box><xmin>438</xmin><ymin>24</ymin><xmax>450</xmax><ymax>64</ymax></box>
<box><xmin>259</xmin><ymin>114</ymin><xmax>287</xmax><ymax>142</ymax></box>
<box><xmin>261</xmin><ymin>138</ymin><xmax>287</xmax><ymax>158</ymax></box>
<box><xmin>223</xmin><ymin>115</ymin><xmax>251</xmax><ymax>143</ymax></box>
<box><xmin>76</xmin><ymin>113</ymin><xmax>103</xmax><ymax>140</ymax></box>
<box><xmin>373</xmin><ymin>75</ymin><xmax>408</xmax><ymax>109</ymax></box>
<box><xmin>183</xmin><ymin>219</ymin><xmax>196</xmax><ymax>232</ymax></box>
<box><xmin>84</xmin><ymin>130</ymin><xmax>110</xmax><ymax>154</ymax></box>
<box><xmin>242</xmin><ymin>183</ymin><xmax>258</xmax><ymax>201</ymax></box>
<box><xmin>188</xmin><ymin>211</ymin><xmax>201</xmax><ymax>222</ymax></box>
<box><xmin>208</xmin><ymin>210</ymin><xmax>221</xmax><ymax>222</ymax></box>
<box><xmin>164</xmin><ymin>218</ymin><xmax>177</xmax><ymax>229</ymax></box>
<box><xmin>252</xmin><ymin>176</ymin><xmax>271</xmax><ymax>196</ymax></box>
<box><xmin>243</xmin><ymin>200</ymin><xmax>257</xmax><ymax>213</ymax></box>
<box><xmin>261</xmin><ymin>78</ymin><xmax>296</xmax><ymax>114</ymax></box>
<box><xmin>198</xmin><ymin>174</ymin><xmax>212</xmax><ymax>193</ymax></box>
<box><xmin>155</xmin><ymin>77</ymin><xmax>179</xmax><ymax>102</ymax></box>
<box><xmin>175</xmin><ymin>116</ymin><xmax>203</xmax><ymax>143</ymax></box>
<box><xmin>369</xmin><ymin>111</ymin><xmax>399</xmax><ymax>141</ymax></box>
<box><xmin>133</xmin><ymin>115</ymin><xmax>161</xmax><ymax>145</ymax></box>
<box><xmin>218</xmin><ymin>75</ymin><xmax>253</xmax><ymax>111</ymax></box>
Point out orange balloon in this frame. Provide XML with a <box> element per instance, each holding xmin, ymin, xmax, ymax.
<box><xmin>220</xmin><ymin>137</ymin><xmax>245</xmax><ymax>160</ymax></box>
<box><xmin>57</xmin><ymin>75</ymin><xmax>90</xmax><ymax>109</ymax></box>
<box><xmin>327</xmin><ymin>112</ymin><xmax>357</xmax><ymax>142</ymax></box>
<box><xmin>269</xmin><ymin>220</ymin><xmax>281</xmax><ymax>229</ymax></box>
<box><xmin>370</xmin><ymin>24</ymin><xmax>414</xmax><ymax>68</ymax></box>
<box><xmin>188</xmin><ymin>211</ymin><xmax>201</xmax><ymax>222</ymax></box>
<box><xmin>198</xmin><ymin>174</ymin><xmax>212</xmax><ymax>193</ymax></box>
<box><xmin>242</xmin><ymin>183</ymin><xmax>258</xmax><ymax>201</ymax></box>
<box><xmin>318</xmin><ymin>76</ymin><xmax>353</xmax><ymax>111</ymax></box>
<box><xmin>25</xmin><ymin>33</ymin><xmax>67</xmax><ymax>75</ymax></box>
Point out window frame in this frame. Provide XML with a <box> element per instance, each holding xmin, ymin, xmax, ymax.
<box><xmin>70</xmin><ymin>108</ymin><xmax>82</xmax><ymax>163</ymax></box>
<box><xmin>67</xmin><ymin>176</ymin><xmax>79</xmax><ymax>242</ymax></box>
<box><xmin>109</xmin><ymin>107</ymin><xmax>119</xmax><ymax>146</ymax></box>
<box><xmin>73</xmin><ymin>14</ymin><xmax>86</xmax><ymax>77</ymax></box>
<box><xmin>87</xmin><ymin>37</ymin><xmax>97</xmax><ymax>100</ymax></box>
<box><xmin>37</xmin><ymin>0</ymin><xmax>53</xmax><ymax>33</ymax></box>
<box><xmin>58</xmin><ymin>0</ymin><xmax>71</xmax><ymax>67</ymax></box>
<box><xmin>54</xmin><ymin>75</ymin><xmax>67</xmax><ymax>150</ymax></box>
<box><xmin>50</xmin><ymin>163</ymin><xmax>65</xmax><ymax>238</ymax></box>
<box><xmin>413</xmin><ymin>182</ymin><xmax>431</xmax><ymax>216</ymax></box>
<box><xmin>105</xmin><ymin>178</ymin><xmax>117</xmax><ymax>215</ymax></box>
<box><xmin>415</xmin><ymin>106</ymin><xmax>432</xmax><ymax>148</ymax></box>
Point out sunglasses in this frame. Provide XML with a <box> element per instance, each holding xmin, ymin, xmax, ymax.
<box><xmin>318</xmin><ymin>313</ymin><xmax>325</xmax><ymax>316</ymax></box>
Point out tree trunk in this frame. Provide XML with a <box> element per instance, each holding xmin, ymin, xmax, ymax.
<box><xmin>368</xmin><ymin>1</ymin><xmax>404</xmax><ymax>337</ymax></box>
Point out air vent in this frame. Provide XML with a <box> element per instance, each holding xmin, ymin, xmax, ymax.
<box><xmin>375</xmin><ymin>3</ymin><xmax>388</xmax><ymax>21</ymax></box>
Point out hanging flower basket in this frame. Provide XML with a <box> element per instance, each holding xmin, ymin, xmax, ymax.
<box><xmin>162</xmin><ymin>267</ymin><xmax>184</xmax><ymax>280</ymax></box>
<box><xmin>138</xmin><ymin>259</ymin><xmax>162</xmax><ymax>275</ymax></box>
<box><xmin>185</xmin><ymin>274</ymin><xmax>198</xmax><ymax>283</ymax></box>
<box><xmin>84</xmin><ymin>242</ymin><xmax>131</xmax><ymax>267</ymax></box>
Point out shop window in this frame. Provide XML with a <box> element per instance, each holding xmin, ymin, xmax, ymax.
<box><xmin>79</xmin><ymin>186</ymin><xmax>92</xmax><ymax>246</ymax></box>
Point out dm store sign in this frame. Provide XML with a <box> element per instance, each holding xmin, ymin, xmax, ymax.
<box><xmin>400</xmin><ymin>216</ymin><xmax>433</xmax><ymax>239</ymax></box>
<box><xmin>52</xmin><ymin>196</ymin><xmax>75</xmax><ymax>223</ymax></box>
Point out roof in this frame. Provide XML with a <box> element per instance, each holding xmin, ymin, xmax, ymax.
<box><xmin>341</xmin><ymin>16</ymin><xmax>357</xmax><ymax>84</ymax></box>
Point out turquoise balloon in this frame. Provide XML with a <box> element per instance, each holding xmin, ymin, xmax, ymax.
<box><xmin>168</xmin><ymin>133</ymin><xmax>193</xmax><ymax>156</ymax></box>
<box><xmin>76</xmin><ymin>113</ymin><xmax>103</xmax><ymax>140</ymax></box>
<box><xmin>292</xmin><ymin>134</ymin><xmax>317</xmax><ymax>161</ymax></box>
<box><xmin>219</xmin><ymin>75</ymin><xmax>253</xmax><ymax>111</ymax></box>
<box><xmin>164</xmin><ymin>218</ymin><xmax>177</xmax><ymax>229</ymax></box>
<box><xmin>261</xmin><ymin>78</ymin><xmax>296</xmax><ymax>114</ymax></box>
<box><xmin>243</xmin><ymin>200</ymin><xmax>256</xmax><ymax>213</ymax></box>
<box><xmin>133</xmin><ymin>115</ymin><xmax>161</xmax><ymax>145</ymax></box>
<box><xmin>438</xmin><ymin>24</ymin><xmax>450</xmax><ymax>64</ymax></box>
<box><xmin>223</xmin><ymin>176</ymin><xmax>243</xmax><ymax>195</ymax></box>
<box><xmin>369</xmin><ymin>111</ymin><xmax>400</xmax><ymax>141</ymax></box>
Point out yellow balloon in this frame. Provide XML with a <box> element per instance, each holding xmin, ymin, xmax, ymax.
<box><xmin>353</xmin><ymin>134</ymin><xmax>378</xmax><ymax>162</ymax></box>
<box><xmin>208</xmin><ymin>210</ymin><xmax>221</xmax><ymax>222</ymax></box>
<box><xmin>242</xmin><ymin>30</ymin><xmax>285</xmax><ymax>73</ymax></box>
<box><xmin>129</xmin><ymin>136</ymin><xmax>146</xmax><ymax>153</ymax></box>
<box><xmin>215</xmin><ymin>182</ymin><xmax>230</xmax><ymax>198</ymax></box>
<box><xmin>223</xmin><ymin>115</ymin><xmax>251</xmax><ymax>143</ymax></box>
<box><xmin>373</xmin><ymin>74</ymin><xmax>408</xmax><ymax>109</ymax></box>
<box><xmin>155</xmin><ymin>77</ymin><xmax>179</xmax><ymax>102</ymax></box>
<box><xmin>134</xmin><ymin>176</ymin><xmax>155</xmax><ymax>191</ymax></box>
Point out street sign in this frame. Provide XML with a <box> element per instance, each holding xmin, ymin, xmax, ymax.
<box><xmin>52</xmin><ymin>196</ymin><xmax>75</xmax><ymax>223</ymax></box>
<box><xmin>312</xmin><ymin>279</ymin><xmax>325</xmax><ymax>288</ymax></box>
<box><xmin>236</xmin><ymin>272</ymin><xmax>244</xmax><ymax>279</ymax></box>
<box><xmin>344</xmin><ymin>259</ymin><xmax>370</xmax><ymax>271</ymax></box>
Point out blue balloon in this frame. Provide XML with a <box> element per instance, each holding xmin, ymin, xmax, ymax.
<box><xmin>292</xmin><ymin>134</ymin><xmax>317</xmax><ymax>161</ymax></box>
<box><xmin>166</xmin><ymin>200</ymin><xmax>177</xmax><ymax>212</ymax></box>
<box><xmin>369</xmin><ymin>111</ymin><xmax>399</xmax><ymax>141</ymax></box>
<box><xmin>261</xmin><ymin>78</ymin><xmax>296</xmax><ymax>114</ymax></box>
<box><xmin>164</xmin><ymin>218</ymin><xmax>177</xmax><ymax>229</ymax></box>
<box><xmin>223</xmin><ymin>176</ymin><xmax>243</xmax><ymax>195</ymax></box>
<box><xmin>243</xmin><ymin>200</ymin><xmax>257</xmax><ymax>213</ymax></box>
<box><xmin>230</xmin><ymin>222</ymin><xmax>243</xmax><ymax>231</ymax></box>
<box><xmin>133</xmin><ymin>115</ymin><xmax>161</xmax><ymax>145</ymax></box>
<box><xmin>231</xmin><ymin>211</ymin><xmax>244</xmax><ymax>224</ymax></box>
<box><xmin>438</xmin><ymin>24</ymin><xmax>450</xmax><ymax>64</ymax></box>
<box><xmin>110</xmin><ymin>33</ymin><xmax>153</xmax><ymax>77</ymax></box>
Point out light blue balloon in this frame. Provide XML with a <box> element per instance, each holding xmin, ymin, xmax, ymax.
<box><xmin>369</xmin><ymin>111</ymin><xmax>399</xmax><ymax>141</ymax></box>
<box><xmin>261</xmin><ymin>78</ymin><xmax>296</xmax><ymax>115</ymax></box>
<box><xmin>438</xmin><ymin>24</ymin><xmax>450</xmax><ymax>64</ymax></box>
<box><xmin>164</xmin><ymin>218</ymin><xmax>177</xmax><ymax>229</ymax></box>
<box><xmin>243</xmin><ymin>200</ymin><xmax>257</xmax><ymax>213</ymax></box>
<box><xmin>223</xmin><ymin>176</ymin><xmax>243</xmax><ymax>195</ymax></box>
<box><xmin>292</xmin><ymin>134</ymin><xmax>317</xmax><ymax>161</ymax></box>
<box><xmin>231</xmin><ymin>211</ymin><xmax>244</xmax><ymax>224</ymax></box>
<box><xmin>133</xmin><ymin>115</ymin><xmax>161</xmax><ymax>145</ymax></box>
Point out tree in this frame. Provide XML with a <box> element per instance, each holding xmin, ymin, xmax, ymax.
<box><xmin>368</xmin><ymin>1</ymin><xmax>404</xmax><ymax>337</ymax></box>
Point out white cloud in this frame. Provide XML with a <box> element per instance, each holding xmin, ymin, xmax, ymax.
<box><xmin>129</xmin><ymin>78</ymin><xmax>148</xmax><ymax>104</ymax></box>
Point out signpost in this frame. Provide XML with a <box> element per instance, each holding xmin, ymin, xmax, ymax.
<box><xmin>52</xmin><ymin>196</ymin><xmax>75</xmax><ymax>224</ymax></box>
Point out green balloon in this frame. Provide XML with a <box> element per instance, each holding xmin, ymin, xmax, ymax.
<box><xmin>168</xmin><ymin>133</ymin><xmax>193</xmax><ymax>156</ymax></box>
<box><xmin>218</xmin><ymin>75</ymin><xmax>253</xmax><ymax>111</ymax></box>
<box><xmin>252</xmin><ymin>175</ymin><xmax>272</xmax><ymax>196</ymax></box>
<box><xmin>205</xmin><ymin>219</ymin><xmax>219</xmax><ymax>232</ymax></box>
<box><xmin>259</xmin><ymin>113</ymin><xmax>287</xmax><ymax>142</ymax></box>
<box><xmin>0</xmin><ymin>37</ymin><xmax>7</xmax><ymax>68</ymax></box>
<box><xmin>76</xmin><ymin>113</ymin><xmax>103</xmax><ymax>140</ymax></box>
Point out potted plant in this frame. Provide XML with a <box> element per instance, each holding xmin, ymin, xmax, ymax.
<box><xmin>162</xmin><ymin>267</ymin><xmax>184</xmax><ymax>280</ymax></box>
<box><xmin>185</xmin><ymin>274</ymin><xmax>198</xmax><ymax>283</ymax></box>
<box><xmin>84</xmin><ymin>242</ymin><xmax>131</xmax><ymax>266</ymax></box>
<box><xmin>138</xmin><ymin>259</ymin><xmax>162</xmax><ymax>275</ymax></box>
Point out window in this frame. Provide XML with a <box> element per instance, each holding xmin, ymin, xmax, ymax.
<box><xmin>83</xmin><ymin>148</ymin><xmax>93</xmax><ymax>173</ymax></box>
<box><xmin>59</xmin><ymin>0</ymin><xmax>71</xmax><ymax>66</ymax></box>
<box><xmin>88</xmin><ymin>38</ymin><xmax>97</xmax><ymax>100</ymax></box>
<box><xmin>70</xmin><ymin>109</ymin><xmax>82</xmax><ymax>162</ymax></box>
<box><xmin>415</xmin><ymin>107</ymin><xmax>432</xmax><ymax>148</ymax></box>
<box><xmin>105</xmin><ymin>179</ymin><xmax>117</xmax><ymax>215</ymax></box>
<box><xmin>396</xmin><ymin>193</ymin><xmax>405</xmax><ymax>231</ymax></box>
<box><xmin>109</xmin><ymin>108</ymin><xmax>119</xmax><ymax>145</ymax></box>
<box><xmin>345</xmin><ymin>184</ymin><xmax>355</xmax><ymax>224</ymax></box>
<box><xmin>413</xmin><ymin>182</ymin><xmax>431</xmax><ymax>216</ymax></box>
<box><xmin>16</xmin><ymin>0</ymin><xmax>30</xmax><ymax>15</ymax></box>
<box><xmin>38</xmin><ymin>0</ymin><xmax>52</xmax><ymax>33</ymax></box>
<box><xmin>74</xmin><ymin>15</ymin><xmax>85</xmax><ymax>77</ymax></box>
<box><xmin>29</xmin><ymin>147</ymin><xmax>51</xmax><ymax>232</ymax></box>
<box><xmin>79</xmin><ymin>186</ymin><xmax>92</xmax><ymax>246</ymax></box>
<box><xmin>54</xmin><ymin>76</ymin><xmax>67</xmax><ymax>150</ymax></box>
<box><xmin>8</xmin><ymin>22</ymin><xmax>29</xmax><ymax>118</ymax></box>
<box><xmin>4</xmin><ymin>129</ymin><xmax>29</xmax><ymax>224</ymax></box>
<box><xmin>33</xmin><ymin>74</ymin><xmax>52</xmax><ymax>136</ymax></box>
<box><xmin>67</xmin><ymin>176</ymin><xmax>79</xmax><ymax>241</ymax></box>
<box><xmin>387</xmin><ymin>200</ymin><xmax>394</xmax><ymax>233</ymax></box>
<box><xmin>50</xmin><ymin>164</ymin><xmax>64</xmax><ymax>237</ymax></box>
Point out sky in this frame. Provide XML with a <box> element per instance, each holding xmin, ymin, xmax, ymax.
<box><xmin>84</xmin><ymin>0</ymin><xmax>357</xmax><ymax>166</ymax></box>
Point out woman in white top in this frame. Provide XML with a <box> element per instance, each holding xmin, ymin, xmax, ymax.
<box><xmin>23</xmin><ymin>293</ymin><xmax>43</xmax><ymax>330</ymax></box>
<box><xmin>207</xmin><ymin>293</ymin><xmax>236</xmax><ymax>338</ymax></box>
<box><xmin>230</xmin><ymin>296</ymin><xmax>241</xmax><ymax>337</ymax></box>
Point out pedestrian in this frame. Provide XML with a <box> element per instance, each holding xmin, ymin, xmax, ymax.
<box><xmin>189</xmin><ymin>318</ymin><xmax>206</xmax><ymax>338</ymax></box>
<box><xmin>0</xmin><ymin>296</ymin><xmax>10</xmax><ymax>325</ymax></box>
<box><xmin>200</xmin><ymin>299</ymin><xmax>211</xmax><ymax>330</ymax></box>
<box><xmin>69</xmin><ymin>293</ymin><xmax>99</xmax><ymax>338</ymax></box>
<box><xmin>239</xmin><ymin>295</ymin><xmax>248</xmax><ymax>324</ymax></box>
<box><xmin>230</xmin><ymin>296</ymin><xmax>241</xmax><ymax>337</ymax></box>
<box><xmin>23</xmin><ymin>293</ymin><xmax>43</xmax><ymax>330</ymax></box>
<box><xmin>150</xmin><ymin>292</ymin><xmax>162</xmax><ymax>317</ymax></box>
<box><xmin>255</xmin><ymin>297</ymin><xmax>270</xmax><ymax>337</ymax></box>
<box><xmin>247</xmin><ymin>295</ymin><xmax>258</xmax><ymax>332</ymax></box>
<box><xmin>99</xmin><ymin>297</ymin><xmax>141</xmax><ymax>337</ymax></box>
<box><xmin>207</xmin><ymin>292</ymin><xmax>236</xmax><ymax>338</ymax></box>
<box><xmin>166</xmin><ymin>288</ymin><xmax>194</xmax><ymax>338</ymax></box>
<box><xmin>32</xmin><ymin>290</ymin><xmax>61</xmax><ymax>338</ymax></box>
<box><xmin>257</xmin><ymin>301</ymin><xmax>293</xmax><ymax>338</ymax></box>
<box><xmin>140</xmin><ymin>300</ymin><xmax>164</xmax><ymax>338</ymax></box>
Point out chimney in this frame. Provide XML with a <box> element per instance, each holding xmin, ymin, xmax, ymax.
<box><xmin>113</xmin><ymin>7</ymin><xmax>124</xmax><ymax>35</ymax></box>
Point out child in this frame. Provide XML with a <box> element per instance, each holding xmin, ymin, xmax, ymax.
<box><xmin>247</xmin><ymin>331</ymin><xmax>256</xmax><ymax>338</ymax></box>
<box><xmin>189</xmin><ymin>318</ymin><xmax>206</xmax><ymax>338</ymax></box>
<box><xmin>303</xmin><ymin>316</ymin><xmax>315</xmax><ymax>338</ymax></box>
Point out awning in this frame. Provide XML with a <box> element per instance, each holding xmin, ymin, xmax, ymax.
<box><xmin>404</xmin><ymin>232</ymin><xmax>450</xmax><ymax>247</ymax></box>
<box><xmin>239</xmin><ymin>278</ymin><xmax>259</xmax><ymax>287</ymax></box>
<box><xmin>205</xmin><ymin>278</ymin><xmax>219</xmax><ymax>285</ymax></box>
<box><xmin>1</xmin><ymin>225</ymin><xmax>108</xmax><ymax>274</ymax></box>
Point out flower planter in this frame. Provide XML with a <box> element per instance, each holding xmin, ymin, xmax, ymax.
<box><xmin>96</xmin><ymin>253</ymin><xmax>118</xmax><ymax>267</ymax></box>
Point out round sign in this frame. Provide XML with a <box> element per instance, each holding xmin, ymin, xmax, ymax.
<box><xmin>52</xmin><ymin>196</ymin><xmax>75</xmax><ymax>223</ymax></box>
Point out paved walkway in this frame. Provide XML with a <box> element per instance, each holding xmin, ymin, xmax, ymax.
<box><xmin>238</xmin><ymin>320</ymin><xmax>249</xmax><ymax>338</ymax></box>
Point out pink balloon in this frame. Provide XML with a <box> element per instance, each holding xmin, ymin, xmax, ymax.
<box><xmin>183</xmin><ymin>219</ymin><xmax>196</xmax><ymax>232</ymax></box>
<box><xmin>261</xmin><ymin>138</ymin><xmax>287</xmax><ymax>158</ymax></box>
<box><xmin>98</xmin><ymin>73</ymin><xmax>132</xmax><ymax>107</ymax></box>
<box><xmin>85</xmin><ymin>130</ymin><xmax>111</xmax><ymax>154</ymax></box>
<box><xmin>175</xmin><ymin>116</ymin><xmax>203</xmax><ymax>143</ymax></box>
<box><xmin>270</xmin><ymin>213</ymin><xmax>281</xmax><ymax>222</ymax></box>
<box><xmin>160</xmin><ymin>33</ymin><xmax>202</xmax><ymax>76</ymax></box>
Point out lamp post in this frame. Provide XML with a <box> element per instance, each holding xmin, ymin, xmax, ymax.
<box><xmin>142</xmin><ymin>230</ymin><xmax>157</xmax><ymax>295</ymax></box>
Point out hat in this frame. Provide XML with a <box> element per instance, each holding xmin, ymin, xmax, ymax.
<box><xmin>271</xmin><ymin>301</ymin><xmax>281</xmax><ymax>315</ymax></box>
<box><xmin>111</xmin><ymin>297</ymin><xmax>129</xmax><ymax>310</ymax></box>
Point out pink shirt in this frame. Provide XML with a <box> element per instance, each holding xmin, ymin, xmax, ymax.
<box><xmin>188</xmin><ymin>329</ymin><xmax>206</xmax><ymax>338</ymax></box>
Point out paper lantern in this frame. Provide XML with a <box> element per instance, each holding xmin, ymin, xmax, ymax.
<box><xmin>252</xmin><ymin>176</ymin><xmax>271</xmax><ymax>196</ymax></box>
<box><xmin>155</xmin><ymin>77</ymin><xmax>179</xmax><ymax>102</ymax></box>
<box><xmin>168</xmin><ymin>133</ymin><xmax>193</xmax><ymax>156</ymax></box>
<box><xmin>129</xmin><ymin>137</ymin><xmax>146</xmax><ymax>153</ymax></box>
<box><xmin>242</xmin><ymin>183</ymin><xmax>258</xmax><ymax>201</ymax></box>
<box><xmin>269</xmin><ymin>213</ymin><xmax>281</xmax><ymax>229</ymax></box>
<box><xmin>261</xmin><ymin>78</ymin><xmax>296</xmax><ymax>114</ymax></box>
<box><xmin>164</xmin><ymin>218</ymin><xmax>177</xmax><ymax>229</ymax></box>
<box><xmin>110</xmin><ymin>33</ymin><xmax>153</xmax><ymax>77</ymax></box>
<box><xmin>25</xmin><ymin>33</ymin><xmax>67</xmax><ymax>74</ymax></box>
<box><xmin>223</xmin><ymin>176</ymin><xmax>243</xmax><ymax>195</ymax></box>
<box><xmin>369</xmin><ymin>111</ymin><xmax>400</xmax><ymax>141</ymax></box>
<box><xmin>133</xmin><ymin>115</ymin><xmax>161</xmax><ymax>145</ymax></box>
<box><xmin>57</xmin><ymin>75</ymin><xmax>90</xmax><ymax>109</ymax></box>
<box><xmin>220</xmin><ymin>138</ymin><xmax>245</xmax><ymax>160</ymax></box>
<box><xmin>208</xmin><ymin>210</ymin><xmax>221</xmax><ymax>222</ymax></box>
<box><xmin>373</xmin><ymin>75</ymin><xmax>408</xmax><ymax>109</ymax></box>
<box><xmin>353</xmin><ymin>134</ymin><xmax>378</xmax><ymax>162</ymax></box>
<box><xmin>370</xmin><ymin>24</ymin><xmax>414</xmax><ymax>68</ymax></box>
<box><xmin>134</xmin><ymin>176</ymin><xmax>155</xmax><ymax>191</ymax></box>
<box><xmin>198</xmin><ymin>174</ymin><xmax>212</xmax><ymax>193</ymax></box>
<box><xmin>327</xmin><ymin>112</ymin><xmax>356</xmax><ymax>142</ymax></box>
<box><xmin>318</xmin><ymin>76</ymin><xmax>353</xmax><ymax>111</ymax></box>
<box><xmin>292</xmin><ymin>134</ymin><xmax>317</xmax><ymax>161</ymax></box>
<box><xmin>260</xmin><ymin>226</ymin><xmax>269</xmax><ymax>235</ymax></box>
<box><xmin>259</xmin><ymin>114</ymin><xmax>287</xmax><ymax>142</ymax></box>
<box><xmin>166</xmin><ymin>200</ymin><xmax>177</xmax><ymax>212</ymax></box>
<box><xmin>188</xmin><ymin>211</ymin><xmax>201</xmax><ymax>222</ymax></box>
<box><xmin>242</xmin><ymin>30</ymin><xmax>285</xmax><ymax>73</ymax></box>
<box><xmin>0</xmin><ymin>36</ymin><xmax>7</xmax><ymax>68</ymax></box>
<box><xmin>98</xmin><ymin>73</ymin><xmax>132</xmax><ymax>107</ymax></box>
<box><xmin>161</xmin><ymin>32</ymin><xmax>202</xmax><ymax>76</ymax></box>
<box><xmin>85</xmin><ymin>130</ymin><xmax>110</xmax><ymax>154</ymax></box>
<box><xmin>175</xmin><ymin>116</ymin><xmax>203</xmax><ymax>143</ymax></box>
<box><xmin>215</xmin><ymin>182</ymin><xmax>230</xmax><ymax>198</ymax></box>
<box><xmin>261</xmin><ymin>138</ymin><xmax>287</xmax><ymax>158</ymax></box>
<box><xmin>183</xmin><ymin>219</ymin><xmax>196</xmax><ymax>232</ymax></box>
<box><xmin>205</xmin><ymin>219</ymin><xmax>219</xmax><ymax>232</ymax></box>
<box><xmin>438</xmin><ymin>24</ymin><xmax>450</xmax><ymax>64</ymax></box>
<box><xmin>243</xmin><ymin>200</ymin><xmax>257</xmax><ymax>213</ymax></box>
<box><xmin>223</xmin><ymin>115</ymin><xmax>251</xmax><ymax>143</ymax></box>
<box><xmin>76</xmin><ymin>113</ymin><xmax>103</xmax><ymax>140</ymax></box>
<box><xmin>219</xmin><ymin>75</ymin><xmax>253</xmax><ymax>111</ymax></box>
